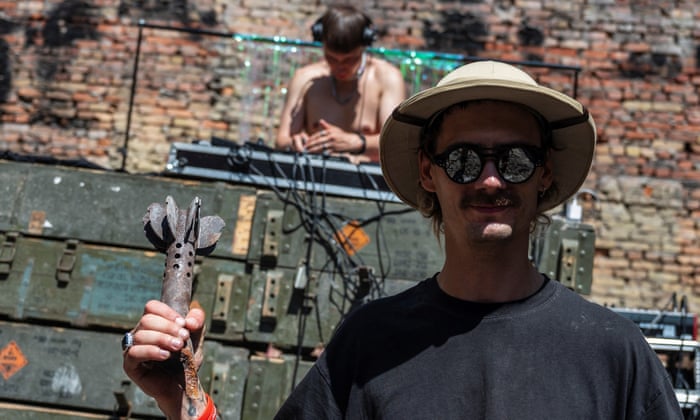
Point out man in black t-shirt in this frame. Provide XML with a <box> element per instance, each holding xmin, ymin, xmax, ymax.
<box><xmin>274</xmin><ymin>60</ymin><xmax>683</xmax><ymax>418</ymax></box>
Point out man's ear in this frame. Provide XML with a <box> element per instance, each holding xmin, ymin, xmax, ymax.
<box><xmin>418</xmin><ymin>150</ymin><xmax>436</xmax><ymax>193</ymax></box>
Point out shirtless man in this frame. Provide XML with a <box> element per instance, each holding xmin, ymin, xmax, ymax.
<box><xmin>275</xmin><ymin>4</ymin><xmax>406</xmax><ymax>163</ymax></box>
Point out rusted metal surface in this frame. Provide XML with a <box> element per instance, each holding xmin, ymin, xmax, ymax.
<box><xmin>143</xmin><ymin>196</ymin><xmax>224</xmax><ymax>398</ymax></box>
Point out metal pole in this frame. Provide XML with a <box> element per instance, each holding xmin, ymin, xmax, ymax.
<box><xmin>122</xmin><ymin>20</ymin><xmax>144</xmax><ymax>172</ymax></box>
<box><xmin>135</xmin><ymin>21</ymin><xmax>583</xmax><ymax>75</ymax></box>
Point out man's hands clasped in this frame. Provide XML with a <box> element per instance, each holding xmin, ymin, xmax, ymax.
<box><xmin>292</xmin><ymin>119</ymin><xmax>365</xmax><ymax>156</ymax></box>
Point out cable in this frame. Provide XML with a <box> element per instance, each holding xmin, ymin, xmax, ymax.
<box><xmin>234</xmin><ymin>146</ymin><xmax>405</xmax><ymax>387</ymax></box>
<box><xmin>291</xmin><ymin>153</ymin><xmax>320</xmax><ymax>388</ymax></box>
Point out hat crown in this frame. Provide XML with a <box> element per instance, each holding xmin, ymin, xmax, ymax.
<box><xmin>437</xmin><ymin>60</ymin><xmax>538</xmax><ymax>88</ymax></box>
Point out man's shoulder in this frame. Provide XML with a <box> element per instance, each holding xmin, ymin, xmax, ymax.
<box><xmin>550</xmin><ymin>281</ymin><xmax>646</xmax><ymax>338</ymax></box>
<box><xmin>369</xmin><ymin>55</ymin><xmax>398</xmax><ymax>68</ymax></box>
<box><xmin>551</xmin><ymin>282</ymin><xmax>622</xmax><ymax>317</ymax></box>
<box><xmin>369</xmin><ymin>57</ymin><xmax>403</xmax><ymax>78</ymax></box>
<box><xmin>323</xmin><ymin>279</ymin><xmax>432</xmax><ymax>360</ymax></box>
<box><xmin>296</xmin><ymin>61</ymin><xmax>328</xmax><ymax>76</ymax></box>
<box><xmin>289</xmin><ymin>61</ymin><xmax>329</xmax><ymax>85</ymax></box>
<box><xmin>338</xmin><ymin>279</ymin><xmax>429</xmax><ymax>328</ymax></box>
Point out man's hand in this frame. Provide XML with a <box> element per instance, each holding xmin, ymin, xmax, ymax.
<box><xmin>123</xmin><ymin>300</ymin><xmax>208</xmax><ymax>419</ymax></box>
<box><xmin>304</xmin><ymin>119</ymin><xmax>364</xmax><ymax>155</ymax></box>
<box><xmin>289</xmin><ymin>133</ymin><xmax>309</xmax><ymax>152</ymax></box>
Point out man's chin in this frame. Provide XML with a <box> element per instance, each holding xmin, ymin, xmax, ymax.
<box><xmin>478</xmin><ymin>223</ymin><xmax>514</xmax><ymax>241</ymax></box>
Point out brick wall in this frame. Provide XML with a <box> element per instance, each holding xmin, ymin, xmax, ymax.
<box><xmin>1</xmin><ymin>0</ymin><xmax>699</xmax><ymax>312</ymax></box>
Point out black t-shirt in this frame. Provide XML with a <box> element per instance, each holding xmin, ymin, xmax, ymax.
<box><xmin>276</xmin><ymin>276</ymin><xmax>683</xmax><ymax>419</ymax></box>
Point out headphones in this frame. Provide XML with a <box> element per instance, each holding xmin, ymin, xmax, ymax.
<box><xmin>310</xmin><ymin>15</ymin><xmax>376</xmax><ymax>46</ymax></box>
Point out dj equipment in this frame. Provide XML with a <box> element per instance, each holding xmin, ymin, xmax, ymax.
<box><xmin>164</xmin><ymin>140</ymin><xmax>399</xmax><ymax>203</ymax></box>
<box><xmin>610</xmin><ymin>307</ymin><xmax>698</xmax><ymax>340</ymax></box>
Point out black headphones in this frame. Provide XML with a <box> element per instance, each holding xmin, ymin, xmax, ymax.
<box><xmin>310</xmin><ymin>15</ymin><xmax>376</xmax><ymax>46</ymax></box>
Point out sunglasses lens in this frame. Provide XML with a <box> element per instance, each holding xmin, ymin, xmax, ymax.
<box><xmin>435</xmin><ymin>145</ymin><xmax>541</xmax><ymax>184</ymax></box>
<box><xmin>442</xmin><ymin>147</ymin><xmax>482</xmax><ymax>183</ymax></box>
<box><xmin>498</xmin><ymin>147</ymin><xmax>536</xmax><ymax>183</ymax></box>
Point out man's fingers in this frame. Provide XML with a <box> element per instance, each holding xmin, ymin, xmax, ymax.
<box><xmin>144</xmin><ymin>300</ymin><xmax>186</xmax><ymax>325</ymax></box>
<box><xmin>291</xmin><ymin>136</ymin><xmax>306</xmax><ymax>151</ymax></box>
<box><xmin>185</xmin><ymin>307</ymin><xmax>206</xmax><ymax>330</ymax></box>
<box><xmin>138</xmin><ymin>312</ymin><xmax>188</xmax><ymax>338</ymax></box>
<box><xmin>134</xmin><ymin>329</ymin><xmax>186</xmax><ymax>351</ymax></box>
<box><xmin>124</xmin><ymin>342</ymin><xmax>171</xmax><ymax>367</ymax></box>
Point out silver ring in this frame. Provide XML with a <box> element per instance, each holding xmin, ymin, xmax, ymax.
<box><xmin>121</xmin><ymin>331</ymin><xmax>134</xmax><ymax>352</ymax></box>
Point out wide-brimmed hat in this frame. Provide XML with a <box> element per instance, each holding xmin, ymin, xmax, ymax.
<box><xmin>379</xmin><ymin>60</ymin><xmax>596</xmax><ymax>212</ymax></box>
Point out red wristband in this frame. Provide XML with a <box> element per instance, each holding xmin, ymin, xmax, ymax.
<box><xmin>198</xmin><ymin>393</ymin><xmax>217</xmax><ymax>420</ymax></box>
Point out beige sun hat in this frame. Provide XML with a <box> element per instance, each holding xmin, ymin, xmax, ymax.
<box><xmin>379</xmin><ymin>60</ymin><xmax>596</xmax><ymax>212</ymax></box>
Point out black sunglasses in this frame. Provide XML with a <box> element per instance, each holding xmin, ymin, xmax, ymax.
<box><xmin>431</xmin><ymin>144</ymin><xmax>545</xmax><ymax>184</ymax></box>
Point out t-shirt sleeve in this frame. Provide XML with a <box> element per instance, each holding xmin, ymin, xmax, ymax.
<box><xmin>639</xmin><ymin>369</ymin><xmax>685</xmax><ymax>420</ymax></box>
<box><xmin>274</xmin><ymin>356</ymin><xmax>342</xmax><ymax>420</ymax></box>
<box><xmin>622</xmin><ymin>325</ymin><xmax>685</xmax><ymax>420</ymax></box>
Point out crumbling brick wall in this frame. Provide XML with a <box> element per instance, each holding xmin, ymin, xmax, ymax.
<box><xmin>1</xmin><ymin>0</ymin><xmax>699</xmax><ymax>312</ymax></box>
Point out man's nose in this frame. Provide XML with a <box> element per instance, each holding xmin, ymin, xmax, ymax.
<box><xmin>477</xmin><ymin>160</ymin><xmax>506</xmax><ymax>189</ymax></box>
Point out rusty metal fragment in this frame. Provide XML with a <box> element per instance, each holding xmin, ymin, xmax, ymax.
<box><xmin>142</xmin><ymin>196</ymin><xmax>225</xmax><ymax>398</ymax></box>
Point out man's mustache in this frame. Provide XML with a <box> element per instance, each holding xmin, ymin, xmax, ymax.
<box><xmin>460</xmin><ymin>191</ymin><xmax>520</xmax><ymax>208</ymax></box>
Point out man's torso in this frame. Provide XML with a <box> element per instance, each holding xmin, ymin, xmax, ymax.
<box><xmin>277</xmin><ymin>277</ymin><xmax>683</xmax><ymax>419</ymax></box>
<box><xmin>301</xmin><ymin>57</ymin><xmax>388</xmax><ymax>136</ymax></box>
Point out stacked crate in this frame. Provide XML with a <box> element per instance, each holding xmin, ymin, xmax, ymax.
<box><xmin>0</xmin><ymin>159</ymin><xmax>442</xmax><ymax>418</ymax></box>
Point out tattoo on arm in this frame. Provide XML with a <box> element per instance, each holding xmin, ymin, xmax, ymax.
<box><xmin>187</xmin><ymin>400</ymin><xmax>197</xmax><ymax>417</ymax></box>
<box><xmin>185</xmin><ymin>391</ymin><xmax>207</xmax><ymax>419</ymax></box>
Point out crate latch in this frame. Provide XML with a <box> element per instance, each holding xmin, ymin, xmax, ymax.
<box><xmin>56</xmin><ymin>239</ymin><xmax>79</xmax><ymax>287</ymax></box>
<box><xmin>0</xmin><ymin>232</ymin><xmax>19</xmax><ymax>277</ymax></box>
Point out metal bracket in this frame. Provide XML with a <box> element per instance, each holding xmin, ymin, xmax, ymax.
<box><xmin>212</xmin><ymin>274</ymin><xmax>234</xmax><ymax>332</ymax></box>
<box><xmin>558</xmin><ymin>238</ymin><xmax>580</xmax><ymax>289</ymax></box>
<box><xmin>208</xmin><ymin>361</ymin><xmax>229</xmax><ymax>398</ymax></box>
<box><xmin>112</xmin><ymin>380</ymin><xmax>132</xmax><ymax>418</ymax></box>
<box><xmin>261</xmin><ymin>270</ymin><xmax>283</xmax><ymax>324</ymax></box>
<box><xmin>0</xmin><ymin>232</ymin><xmax>19</xmax><ymax>277</ymax></box>
<box><xmin>56</xmin><ymin>239</ymin><xmax>79</xmax><ymax>287</ymax></box>
<box><xmin>261</xmin><ymin>209</ymin><xmax>283</xmax><ymax>268</ymax></box>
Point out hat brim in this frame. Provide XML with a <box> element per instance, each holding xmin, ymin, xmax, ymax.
<box><xmin>380</xmin><ymin>78</ymin><xmax>596</xmax><ymax>212</ymax></box>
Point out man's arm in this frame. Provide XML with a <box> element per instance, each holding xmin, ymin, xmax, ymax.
<box><xmin>276</xmin><ymin>68</ymin><xmax>313</xmax><ymax>152</ymax></box>
<box><xmin>365</xmin><ymin>62</ymin><xmax>407</xmax><ymax>160</ymax></box>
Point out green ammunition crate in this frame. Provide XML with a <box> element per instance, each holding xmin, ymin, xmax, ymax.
<box><xmin>0</xmin><ymin>321</ymin><xmax>249</xmax><ymax>417</ymax></box>
<box><xmin>0</xmin><ymin>160</ymin><xmax>253</xmax><ymax>260</ymax></box>
<box><xmin>245</xmin><ymin>191</ymin><xmax>443</xmax><ymax>280</ymax></box>
<box><xmin>0</xmin><ymin>233</ymin><xmax>249</xmax><ymax>341</ymax></box>
<box><xmin>533</xmin><ymin>216</ymin><xmax>596</xmax><ymax>295</ymax></box>
<box><xmin>0</xmin><ymin>158</ymin><xmax>445</xmax><ymax>418</ymax></box>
